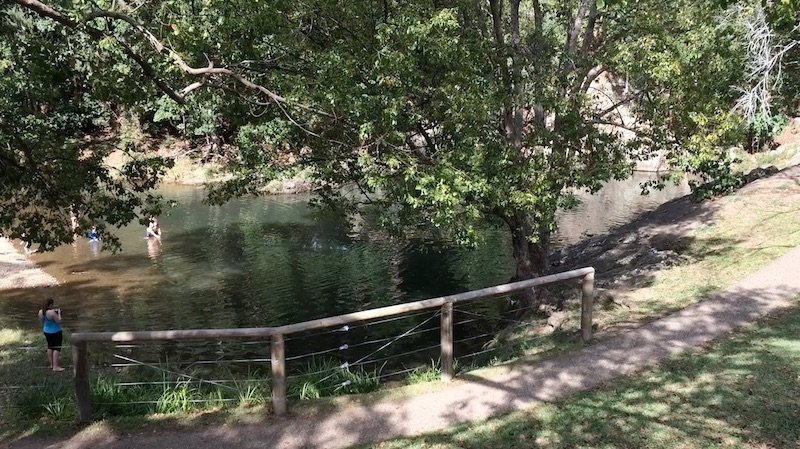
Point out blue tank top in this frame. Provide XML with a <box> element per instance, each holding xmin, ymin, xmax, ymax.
<box><xmin>42</xmin><ymin>309</ymin><xmax>62</xmax><ymax>334</ymax></box>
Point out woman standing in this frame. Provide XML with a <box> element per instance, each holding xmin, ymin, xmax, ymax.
<box><xmin>38</xmin><ymin>298</ymin><xmax>65</xmax><ymax>372</ymax></box>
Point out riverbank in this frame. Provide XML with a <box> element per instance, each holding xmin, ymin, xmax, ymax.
<box><xmin>110</xmin><ymin>132</ymin><xmax>800</xmax><ymax>194</ymax></box>
<box><xmin>105</xmin><ymin>147</ymin><xmax>314</xmax><ymax>194</ymax></box>
<box><xmin>0</xmin><ymin>239</ymin><xmax>58</xmax><ymax>290</ymax></box>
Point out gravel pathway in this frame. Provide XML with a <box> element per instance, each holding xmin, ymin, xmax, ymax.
<box><xmin>4</xmin><ymin>242</ymin><xmax>800</xmax><ymax>449</ymax></box>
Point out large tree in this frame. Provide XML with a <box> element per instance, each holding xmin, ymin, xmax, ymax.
<box><xmin>4</xmin><ymin>0</ymin><xmax>751</xmax><ymax>307</ymax></box>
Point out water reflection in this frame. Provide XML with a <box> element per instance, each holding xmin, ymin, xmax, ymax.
<box><xmin>146</xmin><ymin>237</ymin><xmax>162</xmax><ymax>263</ymax></box>
<box><xmin>0</xmin><ymin>172</ymin><xmax>688</xmax><ymax>351</ymax></box>
<box><xmin>88</xmin><ymin>239</ymin><xmax>102</xmax><ymax>257</ymax></box>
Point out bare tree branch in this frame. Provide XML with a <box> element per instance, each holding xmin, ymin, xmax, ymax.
<box><xmin>179</xmin><ymin>81</ymin><xmax>205</xmax><ymax>97</ymax></box>
<box><xmin>732</xmin><ymin>6</ymin><xmax>800</xmax><ymax>123</ymax></box>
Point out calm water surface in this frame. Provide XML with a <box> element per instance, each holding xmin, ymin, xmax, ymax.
<box><xmin>1</xmin><ymin>173</ymin><xmax>688</xmax><ymax>370</ymax></box>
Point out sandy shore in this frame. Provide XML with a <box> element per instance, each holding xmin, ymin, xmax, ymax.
<box><xmin>0</xmin><ymin>238</ymin><xmax>59</xmax><ymax>290</ymax></box>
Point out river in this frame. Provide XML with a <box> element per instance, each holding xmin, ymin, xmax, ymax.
<box><xmin>0</xmin><ymin>173</ymin><xmax>688</xmax><ymax>375</ymax></box>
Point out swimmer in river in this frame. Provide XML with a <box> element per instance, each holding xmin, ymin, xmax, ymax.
<box><xmin>146</xmin><ymin>217</ymin><xmax>161</xmax><ymax>238</ymax></box>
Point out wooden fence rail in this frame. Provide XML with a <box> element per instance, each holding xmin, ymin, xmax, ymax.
<box><xmin>71</xmin><ymin>266</ymin><xmax>595</xmax><ymax>423</ymax></box>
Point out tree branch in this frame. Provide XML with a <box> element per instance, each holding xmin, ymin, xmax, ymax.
<box><xmin>13</xmin><ymin>0</ymin><xmax>75</xmax><ymax>27</ymax></box>
<box><xmin>580</xmin><ymin>64</ymin><xmax>606</xmax><ymax>92</ymax></box>
<box><xmin>589</xmin><ymin>117</ymin><xmax>646</xmax><ymax>137</ymax></box>
<box><xmin>565</xmin><ymin>0</ymin><xmax>594</xmax><ymax>56</ymax></box>
<box><xmin>12</xmin><ymin>0</ymin><xmax>185</xmax><ymax>104</ymax></box>
<box><xmin>83</xmin><ymin>9</ymin><xmax>334</xmax><ymax>118</ymax></box>
<box><xmin>488</xmin><ymin>0</ymin><xmax>512</xmax><ymax>94</ymax></box>
<box><xmin>580</xmin><ymin>2</ymin><xmax>599</xmax><ymax>57</ymax></box>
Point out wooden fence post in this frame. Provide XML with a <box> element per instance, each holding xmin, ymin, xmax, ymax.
<box><xmin>271</xmin><ymin>334</ymin><xmax>287</xmax><ymax>416</ymax></box>
<box><xmin>581</xmin><ymin>271</ymin><xmax>595</xmax><ymax>343</ymax></box>
<box><xmin>73</xmin><ymin>340</ymin><xmax>91</xmax><ymax>423</ymax></box>
<box><xmin>440</xmin><ymin>301</ymin><xmax>454</xmax><ymax>381</ymax></box>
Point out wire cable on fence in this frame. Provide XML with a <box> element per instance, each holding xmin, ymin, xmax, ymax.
<box><xmin>452</xmin><ymin>332</ymin><xmax>497</xmax><ymax>344</ymax></box>
<box><xmin>347</xmin><ymin>311</ymin><xmax>440</xmax><ymax>368</ymax></box>
<box><xmin>110</xmin><ymin>353</ymin><xmax>236</xmax><ymax>391</ymax></box>
<box><xmin>283</xmin><ymin>309</ymin><xmax>437</xmax><ymax>342</ymax></box>
<box><xmin>285</xmin><ymin>344</ymin><xmax>351</xmax><ymax>361</ymax></box>
<box><xmin>378</xmin><ymin>365</ymin><xmax>428</xmax><ymax>380</ymax></box>
<box><xmin>284</xmin><ymin>323</ymin><xmax>439</xmax><ymax>363</ymax></box>
<box><xmin>350</xmin><ymin>342</ymin><xmax>442</xmax><ymax>368</ymax></box>
<box><xmin>287</xmin><ymin>311</ymin><xmax>440</xmax><ymax>382</ymax></box>
<box><xmin>453</xmin><ymin>308</ymin><xmax>537</xmax><ymax>326</ymax></box>
<box><xmin>114</xmin><ymin>378</ymin><xmax>265</xmax><ymax>387</ymax></box>
<box><xmin>94</xmin><ymin>398</ymin><xmax>240</xmax><ymax>406</ymax></box>
<box><xmin>110</xmin><ymin>356</ymin><xmax>271</xmax><ymax>368</ymax></box>
<box><xmin>456</xmin><ymin>346</ymin><xmax>498</xmax><ymax>360</ymax></box>
<box><xmin>296</xmin><ymin>324</ymin><xmax>441</xmax><ymax>356</ymax></box>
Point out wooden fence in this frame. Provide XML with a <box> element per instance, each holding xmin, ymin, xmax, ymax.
<box><xmin>71</xmin><ymin>266</ymin><xmax>595</xmax><ymax>422</ymax></box>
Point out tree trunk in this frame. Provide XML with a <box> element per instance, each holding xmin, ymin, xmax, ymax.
<box><xmin>507</xmin><ymin>213</ymin><xmax>550</xmax><ymax>312</ymax></box>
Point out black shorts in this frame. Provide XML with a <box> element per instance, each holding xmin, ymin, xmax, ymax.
<box><xmin>44</xmin><ymin>331</ymin><xmax>63</xmax><ymax>350</ymax></box>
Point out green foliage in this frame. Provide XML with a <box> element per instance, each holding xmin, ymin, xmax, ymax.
<box><xmin>3</xmin><ymin>0</ymin><xmax>783</xmax><ymax>273</ymax></box>
<box><xmin>156</xmin><ymin>381</ymin><xmax>198</xmax><ymax>414</ymax></box>
<box><xmin>687</xmin><ymin>155</ymin><xmax>745</xmax><ymax>201</ymax></box>
<box><xmin>92</xmin><ymin>376</ymin><xmax>153</xmax><ymax>417</ymax></box>
<box><xmin>13</xmin><ymin>381</ymin><xmax>75</xmax><ymax>422</ymax></box>
<box><xmin>0</xmin><ymin>2</ymin><xmax>172</xmax><ymax>251</ymax></box>
<box><xmin>747</xmin><ymin>113</ymin><xmax>789</xmax><ymax>152</ymax></box>
<box><xmin>659</xmin><ymin>110</ymin><xmax>747</xmax><ymax>200</ymax></box>
<box><xmin>233</xmin><ymin>381</ymin><xmax>268</xmax><ymax>408</ymax></box>
<box><xmin>767</xmin><ymin>0</ymin><xmax>800</xmax><ymax>29</ymax></box>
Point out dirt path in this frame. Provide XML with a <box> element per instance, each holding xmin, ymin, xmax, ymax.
<box><xmin>4</xmin><ymin>240</ymin><xmax>800</xmax><ymax>449</ymax></box>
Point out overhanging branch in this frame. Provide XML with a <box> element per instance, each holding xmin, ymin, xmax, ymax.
<box><xmin>12</xmin><ymin>0</ymin><xmax>185</xmax><ymax>104</ymax></box>
<box><xmin>12</xmin><ymin>1</ymin><xmax>335</xmax><ymax>119</ymax></box>
<box><xmin>82</xmin><ymin>10</ymin><xmax>334</xmax><ymax>118</ymax></box>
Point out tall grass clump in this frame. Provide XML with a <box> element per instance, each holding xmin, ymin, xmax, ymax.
<box><xmin>287</xmin><ymin>359</ymin><xmax>382</xmax><ymax>400</ymax></box>
<box><xmin>405</xmin><ymin>359</ymin><xmax>441</xmax><ymax>384</ymax></box>
<box><xmin>13</xmin><ymin>380</ymin><xmax>74</xmax><ymax>422</ymax></box>
<box><xmin>232</xmin><ymin>379</ymin><xmax>268</xmax><ymax>407</ymax></box>
<box><xmin>92</xmin><ymin>375</ymin><xmax>155</xmax><ymax>417</ymax></box>
<box><xmin>156</xmin><ymin>380</ymin><xmax>200</xmax><ymax>414</ymax></box>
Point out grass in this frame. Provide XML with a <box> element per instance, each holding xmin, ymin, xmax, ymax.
<box><xmin>287</xmin><ymin>359</ymin><xmax>382</xmax><ymax>400</ymax></box>
<box><xmin>603</xmin><ymin>189</ymin><xmax>800</xmax><ymax>324</ymax></box>
<box><xmin>0</xmin><ymin>330</ymin><xmax>272</xmax><ymax>439</ymax></box>
<box><xmin>732</xmin><ymin>142</ymin><xmax>800</xmax><ymax>174</ymax></box>
<box><xmin>405</xmin><ymin>360</ymin><xmax>442</xmax><ymax>384</ymax></box>
<box><xmin>358</xmin><ymin>304</ymin><xmax>800</xmax><ymax>449</ymax></box>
